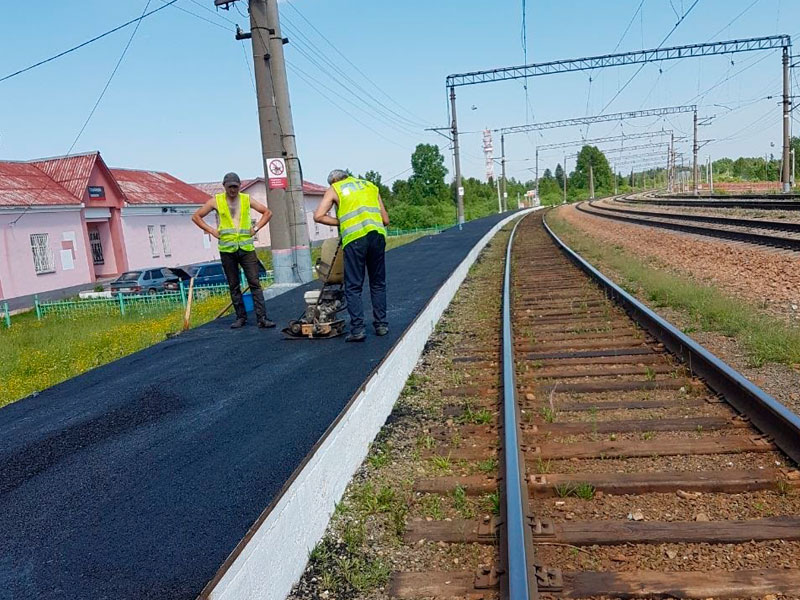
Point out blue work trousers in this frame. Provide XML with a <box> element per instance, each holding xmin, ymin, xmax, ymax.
<box><xmin>343</xmin><ymin>231</ymin><xmax>387</xmax><ymax>333</ymax></box>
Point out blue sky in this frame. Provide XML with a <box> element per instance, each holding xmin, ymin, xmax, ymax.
<box><xmin>1</xmin><ymin>0</ymin><xmax>798</xmax><ymax>186</ymax></box>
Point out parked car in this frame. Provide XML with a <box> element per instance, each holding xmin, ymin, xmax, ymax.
<box><xmin>164</xmin><ymin>261</ymin><xmax>267</xmax><ymax>291</ymax></box>
<box><xmin>110</xmin><ymin>267</ymin><xmax>191</xmax><ymax>295</ymax></box>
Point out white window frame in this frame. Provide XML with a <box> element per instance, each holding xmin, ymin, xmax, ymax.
<box><xmin>160</xmin><ymin>224</ymin><xmax>171</xmax><ymax>257</ymax></box>
<box><xmin>30</xmin><ymin>233</ymin><xmax>55</xmax><ymax>274</ymax></box>
<box><xmin>147</xmin><ymin>225</ymin><xmax>160</xmax><ymax>258</ymax></box>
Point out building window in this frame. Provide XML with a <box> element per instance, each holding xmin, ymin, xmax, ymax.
<box><xmin>89</xmin><ymin>230</ymin><xmax>104</xmax><ymax>265</ymax></box>
<box><xmin>160</xmin><ymin>225</ymin><xmax>171</xmax><ymax>257</ymax></box>
<box><xmin>30</xmin><ymin>233</ymin><xmax>55</xmax><ymax>274</ymax></box>
<box><xmin>148</xmin><ymin>225</ymin><xmax>160</xmax><ymax>257</ymax></box>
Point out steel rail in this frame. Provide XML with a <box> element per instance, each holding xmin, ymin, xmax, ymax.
<box><xmin>590</xmin><ymin>200</ymin><xmax>800</xmax><ymax>234</ymax></box>
<box><xmin>576</xmin><ymin>202</ymin><xmax>800</xmax><ymax>251</ymax></box>
<box><xmin>502</xmin><ymin>215</ymin><xmax>538</xmax><ymax>599</ymax></box>
<box><xmin>620</xmin><ymin>196</ymin><xmax>800</xmax><ymax>209</ymax></box>
<box><xmin>542</xmin><ymin>213</ymin><xmax>800</xmax><ymax>466</ymax></box>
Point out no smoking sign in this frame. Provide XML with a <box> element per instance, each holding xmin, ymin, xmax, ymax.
<box><xmin>267</xmin><ymin>157</ymin><xmax>288</xmax><ymax>190</ymax></box>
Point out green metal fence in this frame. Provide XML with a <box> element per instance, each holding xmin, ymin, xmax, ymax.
<box><xmin>385</xmin><ymin>224</ymin><xmax>452</xmax><ymax>237</ymax></box>
<box><xmin>2</xmin><ymin>301</ymin><xmax>9</xmax><ymax>329</ymax></box>
<box><xmin>34</xmin><ymin>277</ymin><xmax>272</xmax><ymax>320</ymax></box>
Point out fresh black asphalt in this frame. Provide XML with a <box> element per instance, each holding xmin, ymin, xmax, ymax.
<box><xmin>0</xmin><ymin>213</ymin><xmax>510</xmax><ymax>600</ymax></box>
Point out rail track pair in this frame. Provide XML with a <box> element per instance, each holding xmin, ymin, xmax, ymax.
<box><xmin>578</xmin><ymin>198</ymin><xmax>800</xmax><ymax>252</ymax></box>
<box><xmin>390</xmin><ymin>210</ymin><xmax>800</xmax><ymax>599</ymax></box>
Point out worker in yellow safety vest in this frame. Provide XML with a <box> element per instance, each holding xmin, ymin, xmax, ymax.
<box><xmin>192</xmin><ymin>172</ymin><xmax>276</xmax><ymax>329</ymax></box>
<box><xmin>314</xmin><ymin>169</ymin><xmax>390</xmax><ymax>342</ymax></box>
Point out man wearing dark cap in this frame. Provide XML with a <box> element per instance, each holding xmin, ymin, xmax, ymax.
<box><xmin>192</xmin><ymin>172</ymin><xmax>276</xmax><ymax>329</ymax></box>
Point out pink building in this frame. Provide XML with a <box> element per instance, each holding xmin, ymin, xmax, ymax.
<box><xmin>0</xmin><ymin>152</ymin><xmax>217</xmax><ymax>303</ymax></box>
<box><xmin>193</xmin><ymin>177</ymin><xmax>337</xmax><ymax>247</ymax></box>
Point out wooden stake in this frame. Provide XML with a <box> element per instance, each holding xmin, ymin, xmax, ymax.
<box><xmin>183</xmin><ymin>278</ymin><xmax>195</xmax><ymax>331</ymax></box>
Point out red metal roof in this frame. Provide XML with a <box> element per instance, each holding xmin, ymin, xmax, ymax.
<box><xmin>0</xmin><ymin>161</ymin><xmax>81</xmax><ymax>207</ymax></box>
<box><xmin>192</xmin><ymin>177</ymin><xmax>327</xmax><ymax>196</ymax></box>
<box><xmin>112</xmin><ymin>168</ymin><xmax>211</xmax><ymax>205</ymax></box>
<box><xmin>29</xmin><ymin>152</ymin><xmax>98</xmax><ymax>199</ymax></box>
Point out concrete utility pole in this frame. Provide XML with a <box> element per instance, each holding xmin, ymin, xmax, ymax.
<box><xmin>563</xmin><ymin>154</ymin><xmax>567</xmax><ymax>204</ymax></box>
<box><xmin>692</xmin><ymin>108</ymin><xmax>699</xmax><ymax>196</ymax></box>
<box><xmin>500</xmin><ymin>134</ymin><xmax>507</xmax><ymax>212</ymax></box>
<box><xmin>782</xmin><ymin>45</ymin><xmax>792</xmax><ymax>193</ymax></box>
<box><xmin>613</xmin><ymin>165</ymin><xmax>618</xmax><ymax>195</ymax></box>
<box><xmin>589</xmin><ymin>163</ymin><xmax>595</xmax><ymax>199</ymax></box>
<box><xmin>247</xmin><ymin>0</ymin><xmax>311</xmax><ymax>284</ymax></box>
<box><xmin>449</xmin><ymin>86</ymin><xmax>465</xmax><ymax>225</ymax></box>
<box><xmin>709</xmin><ymin>155</ymin><xmax>714</xmax><ymax>193</ymax></box>
<box><xmin>668</xmin><ymin>134</ymin><xmax>674</xmax><ymax>193</ymax></box>
<box><xmin>495</xmin><ymin>175</ymin><xmax>502</xmax><ymax>214</ymax></box>
<box><xmin>792</xmin><ymin>147</ymin><xmax>796</xmax><ymax>188</ymax></box>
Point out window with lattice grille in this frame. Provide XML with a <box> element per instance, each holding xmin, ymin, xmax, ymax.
<box><xmin>160</xmin><ymin>225</ymin><xmax>171</xmax><ymax>257</ymax></box>
<box><xmin>148</xmin><ymin>225</ymin><xmax>160</xmax><ymax>257</ymax></box>
<box><xmin>30</xmin><ymin>233</ymin><xmax>55</xmax><ymax>274</ymax></box>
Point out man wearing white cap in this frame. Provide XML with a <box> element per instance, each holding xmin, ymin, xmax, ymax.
<box><xmin>192</xmin><ymin>172</ymin><xmax>275</xmax><ymax>329</ymax></box>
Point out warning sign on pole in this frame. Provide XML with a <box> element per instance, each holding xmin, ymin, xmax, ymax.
<box><xmin>267</xmin><ymin>158</ymin><xmax>288</xmax><ymax>190</ymax></box>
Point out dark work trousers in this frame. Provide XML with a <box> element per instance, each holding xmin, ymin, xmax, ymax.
<box><xmin>343</xmin><ymin>230</ymin><xmax>387</xmax><ymax>333</ymax></box>
<box><xmin>220</xmin><ymin>249</ymin><xmax>267</xmax><ymax>322</ymax></box>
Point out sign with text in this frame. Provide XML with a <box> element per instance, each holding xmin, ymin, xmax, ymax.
<box><xmin>87</xmin><ymin>186</ymin><xmax>105</xmax><ymax>198</ymax></box>
<box><xmin>267</xmin><ymin>158</ymin><xmax>288</xmax><ymax>190</ymax></box>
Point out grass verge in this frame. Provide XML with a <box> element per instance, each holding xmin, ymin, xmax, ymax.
<box><xmin>546</xmin><ymin>211</ymin><xmax>800</xmax><ymax>368</ymax></box>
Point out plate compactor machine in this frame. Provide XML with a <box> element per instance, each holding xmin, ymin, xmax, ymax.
<box><xmin>283</xmin><ymin>237</ymin><xmax>347</xmax><ymax>339</ymax></box>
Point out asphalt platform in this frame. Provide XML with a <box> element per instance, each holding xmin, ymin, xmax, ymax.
<box><xmin>0</xmin><ymin>212</ymin><xmax>510</xmax><ymax>600</ymax></box>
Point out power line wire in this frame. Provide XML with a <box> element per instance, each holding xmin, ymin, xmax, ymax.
<box><xmin>11</xmin><ymin>0</ymin><xmax>155</xmax><ymax>226</ymax></box>
<box><xmin>280</xmin><ymin>27</ymin><xmax>422</xmax><ymax>136</ymax></box>
<box><xmin>708</xmin><ymin>0</ymin><xmax>763</xmax><ymax>40</ymax></box>
<box><xmin>284</xmin><ymin>0</ymin><xmax>432</xmax><ymax>128</ymax></box>
<box><xmin>67</xmin><ymin>0</ymin><xmax>154</xmax><ymax>155</ymax></box>
<box><xmin>158</xmin><ymin>0</ymin><xmax>232</xmax><ymax>31</ymax></box>
<box><xmin>599</xmin><ymin>0</ymin><xmax>701</xmax><ymax>115</ymax></box>
<box><xmin>0</xmin><ymin>0</ymin><xmax>178</xmax><ymax>84</ymax></box>
<box><xmin>280</xmin><ymin>16</ymin><xmax>426</xmax><ymax>132</ymax></box>
<box><xmin>614</xmin><ymin>0</ymin><xmax>647</xmax><ymax>52</ymax></box>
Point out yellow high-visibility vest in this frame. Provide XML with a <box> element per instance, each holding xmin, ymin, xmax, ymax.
<box><xmin>215</xmin><ymin>193</ymin><xmax>255</xmax><ymax>253</ymax></box>
<box><xmin>332</xmin><ymin>177</ymin><xmax>386</xmax><ymax>247</ymax></box>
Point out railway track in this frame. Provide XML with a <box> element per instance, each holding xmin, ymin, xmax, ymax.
<box><xmin>577</xmin><ymin>199</ymin><xmax>800</xmax><ymax>251</ymax></box>
<box><xmin>390</xmin><ymin>210</ymin><xmax>800</xmax><ymax>599</ymax></box>
<box><xmin>617</xmin><ymin>195</ymin><xmax>800</xmax><ymax>211</ymax></box>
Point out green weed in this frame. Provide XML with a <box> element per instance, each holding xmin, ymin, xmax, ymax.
<box><xmin>540</xmin><ymin>406</ymin><xmax>557</xmax><ymax>423</ymax></box>
<box><xmin>421</xmin><ymin>495</ymin><xmax>444</xmax><ymax>519</ymax></box>
<box><xmin>477</xmin><ymin>457</ymin><xmax>498</xmax><ymax>474</ymax></box>
<box><xmin>429</xmin><ymin>454</ymin><xmax>452</xmax><ymax>473</ymax></box>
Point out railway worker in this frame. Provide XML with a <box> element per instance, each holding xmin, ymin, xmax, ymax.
<box><xmin>313</xmin><ymin>169</ymin><xmax>390</xmax><ymax>342</ymax></box>
<box><xmin>191</xmin><ymin>172</ymin><xmax>276</xmax><ymax>329</ymax></box>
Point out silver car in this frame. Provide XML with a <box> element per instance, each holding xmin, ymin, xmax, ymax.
<box><xmin>109</xmin><ymin>267</ymin><xmax>189</xmax><ymax>295</ymax></box>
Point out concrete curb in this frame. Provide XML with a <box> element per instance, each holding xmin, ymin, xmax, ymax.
<box><xmin>206</xmin><ymin>209</ymin><xmax>536</xmax><ymax>600</ymax></box>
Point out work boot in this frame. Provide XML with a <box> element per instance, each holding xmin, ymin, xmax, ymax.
<box><xmin>230</xmin><ymin>317</ymin><xmax>247</xmax><ymax>329</ymax></box>
<box><xmin>345</xmin><ymin>330</ymin><xmax>366</xmax><ymax>343</ymax></box>
<box><xmin>258</xmin><ymin>318</ymin><xmax>276</xmax><ymax>329</ymax></box>
<box><xmin>375</xmin><ymin>325</ymin><xmax>389</xmax><ymax>336</ymax></box>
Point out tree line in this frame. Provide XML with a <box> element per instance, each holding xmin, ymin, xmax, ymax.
<box><xmin>355</xmin><ymin>138</ymin><xmax>800</xmax><ymax>230</ymax></box>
